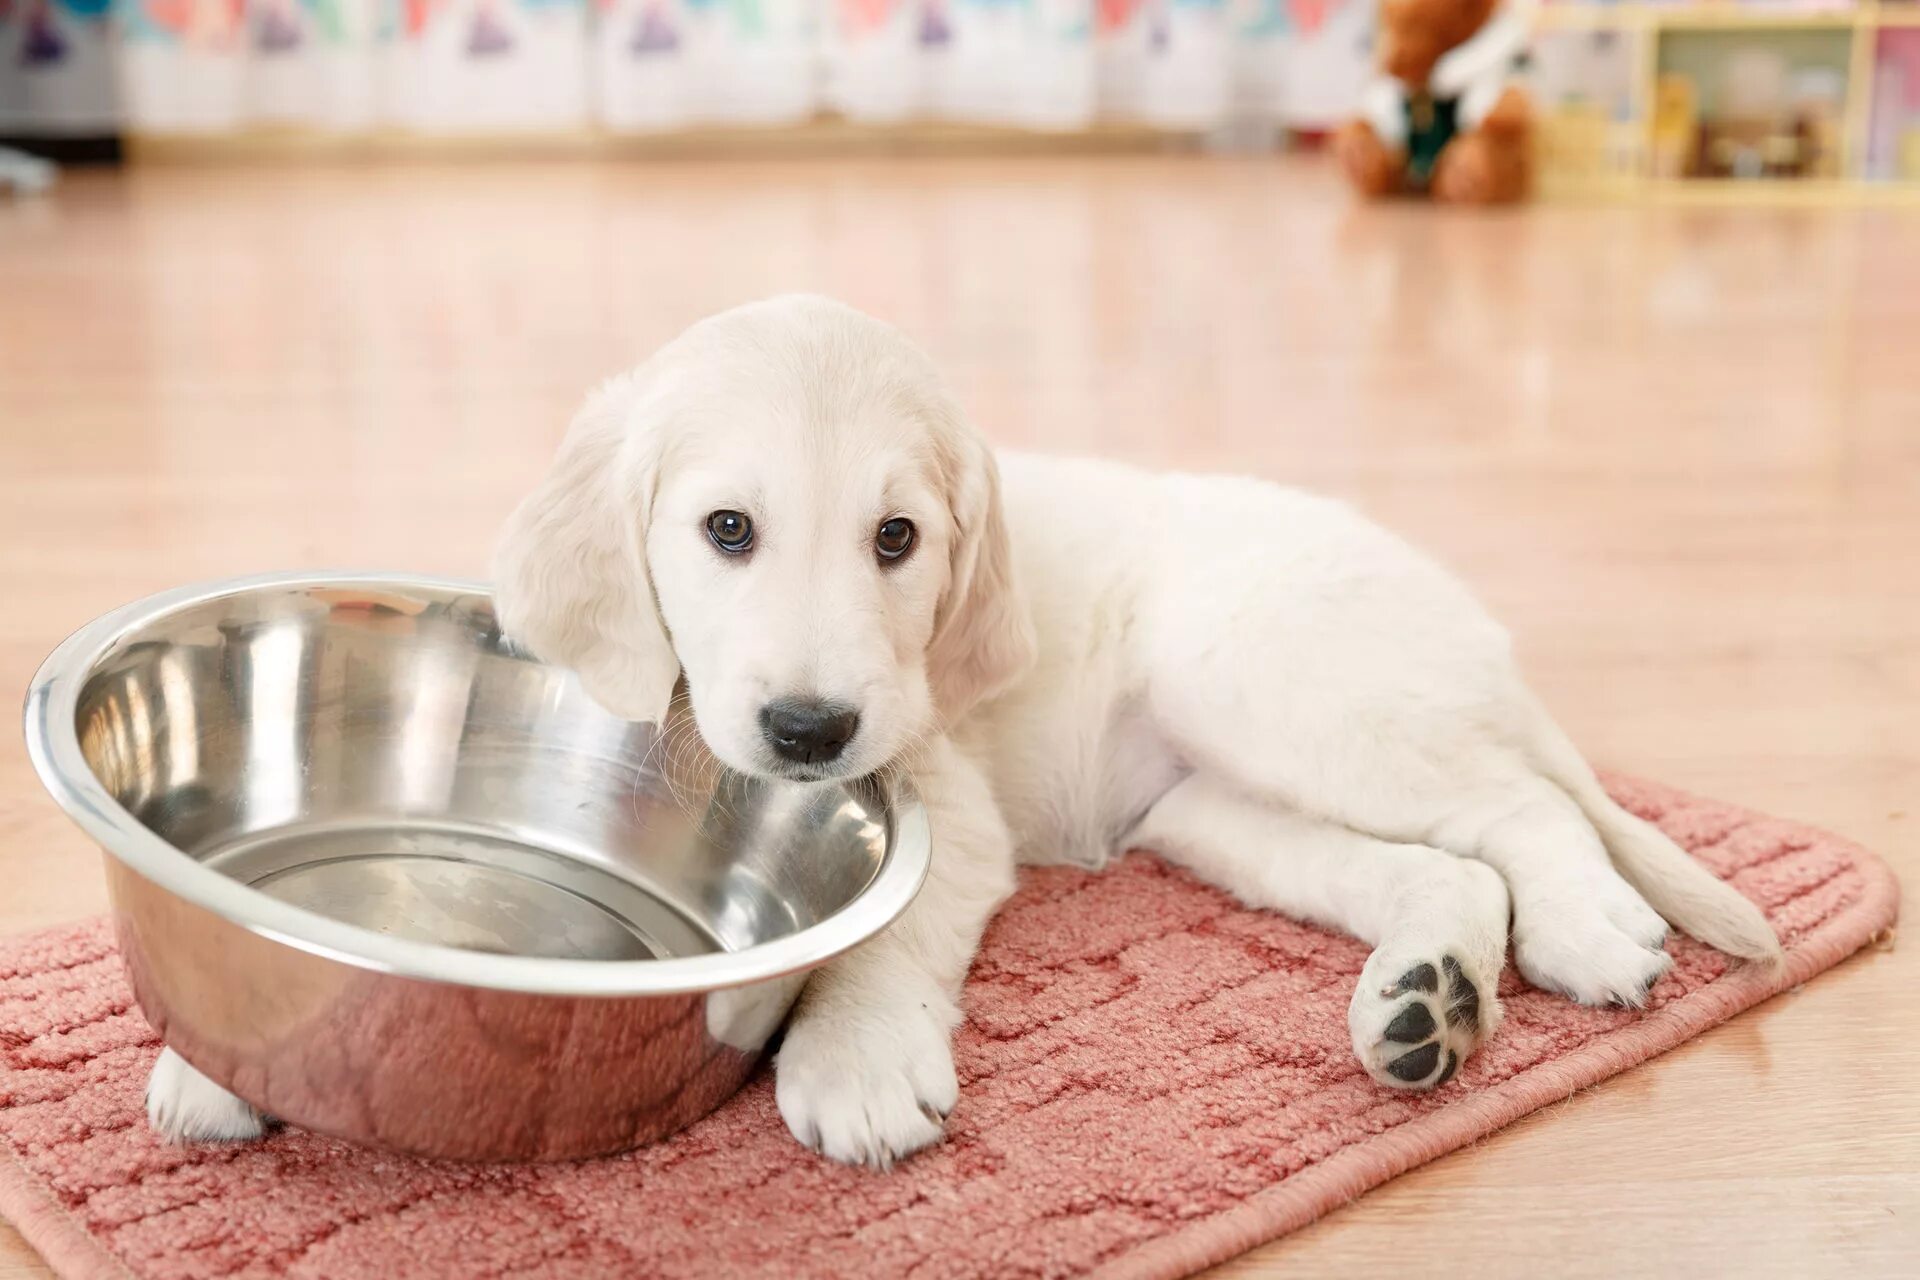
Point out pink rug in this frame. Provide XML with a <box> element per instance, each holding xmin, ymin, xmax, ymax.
<box><xmin>0</xmin><ymin>777</ymin><xmax>1899</xmax><ymax>1280</ymax></box>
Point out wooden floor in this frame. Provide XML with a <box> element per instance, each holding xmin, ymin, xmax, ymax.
<box><xmin>1</xmin><ymin>156</ymin><xmax>1914</xmax><ymax>1278</ymax></box>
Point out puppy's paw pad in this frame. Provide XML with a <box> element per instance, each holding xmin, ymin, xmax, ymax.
<box><xmin>1391</xmin><ymin>962</ymin><xmax>1438</xmax><ymax>994</ymax></box>
<box><xmin>145</xmin><ymin>1048</ymin><xmax>268</xmax><ymax>1144</ymax></box>
<box><xmin>1353</xmin><ymin>950</ymin><xmax>1492</xmax><ymax>1091</ymax></box>
<box><xmin>1440</xmin><ymin>955</ymin><xmax>1481</xmax><ymax>1029</ymax></box>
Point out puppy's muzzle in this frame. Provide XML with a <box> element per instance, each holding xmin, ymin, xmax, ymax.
<box><xmin>760</xmin><ymin>698</ymin><xmax>861</xmax><ymax>766</ymax></box>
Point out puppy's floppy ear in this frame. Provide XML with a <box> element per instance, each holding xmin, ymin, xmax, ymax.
<box><xmin>492</xmin><ymin>376</ymin><xmax>679</xmax><ymax>724</ymax></box>
<box><xmin>927</xmin><ymin>436</ymin><xmax>1036</xmax><ymax>726</ymax></box>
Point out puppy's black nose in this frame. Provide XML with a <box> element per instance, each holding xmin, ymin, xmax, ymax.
<box><xmin>759</xmin><ymin>698</ymin><xmax>860</xmax><ymax>766</ymax></box>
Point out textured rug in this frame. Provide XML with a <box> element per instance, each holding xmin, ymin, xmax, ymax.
<box><xmin>0</xmin><ymin>777</ymin><xmax>1899</xmax><ymax>1280</ymax></box>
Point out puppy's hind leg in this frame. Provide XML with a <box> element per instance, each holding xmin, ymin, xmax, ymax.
<box><xmin>1519</xmin><ymin>694</ymin><xmax>1784</xmax><ymax>969</ymax></box>
<box><xmin>1130</xmin><ymin>773</ymin><xmax>1509</xmax><ymax>1090</ymax></box>
<box><xmin>1421</xmin><ymin>703</ymin><xmax>1782</xmax><ymax>1005</ymax></box>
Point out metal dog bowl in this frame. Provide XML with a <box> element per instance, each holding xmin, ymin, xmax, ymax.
<box><xmin>23</xmin><ymin>574</ymin><xmax>929</xmax><ymax>1161</ymax></box>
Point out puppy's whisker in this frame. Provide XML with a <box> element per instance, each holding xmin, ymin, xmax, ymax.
<box><xmin>633</xmin><ymin>703</ymin><xmax>700</xmax><ymax>815</ymax></box>
<box><xmin>665</xmin><ymin>731</ymin><xmax>712</xmax><ymax>828</ymax></box>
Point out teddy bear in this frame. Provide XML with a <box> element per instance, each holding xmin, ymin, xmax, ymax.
<box><xmin>1336</xmin><ymin>0</ymin><xmax>1533</xmax><ymax>204</ymax></box>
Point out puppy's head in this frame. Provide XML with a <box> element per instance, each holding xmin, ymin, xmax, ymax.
<box><xmin>494</xmin><ymin>296</ymin><xmax>1033</xmax><ymax>782</ymax></box>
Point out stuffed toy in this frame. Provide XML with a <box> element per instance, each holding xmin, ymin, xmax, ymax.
<box><xmin>1336</xmin><ymin>0</ymin><xmax>1533</xmax><ymax>204</ymax></box>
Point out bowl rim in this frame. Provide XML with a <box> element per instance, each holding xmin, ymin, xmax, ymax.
<box><xmin>22</xmin><ymin>571</ymin><xmax>932</xmax><ymax>998</ymax></box>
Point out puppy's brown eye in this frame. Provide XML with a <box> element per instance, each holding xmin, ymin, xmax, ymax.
<box><xmin>706</xmin><ymin>510</ymin><xmax>753</xmax><ymax>554</ymax></box>
<box><xmin>875</xmin><ymin>517</ymin><xmax>915</xmax><ymax>562</ymax></box>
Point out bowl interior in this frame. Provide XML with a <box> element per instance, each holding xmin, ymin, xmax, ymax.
<box><xmin>68</xmin><ymin>582</ymin><xmax>891</xmax><ymax>964</ymax></box>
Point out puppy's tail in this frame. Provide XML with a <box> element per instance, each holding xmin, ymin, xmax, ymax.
<box><xmin>1522</xmin><ymin>698</ymin><xmax>1785</xmax><ymax>969</ymax></box>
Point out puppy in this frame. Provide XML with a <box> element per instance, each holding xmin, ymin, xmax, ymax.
<box><xmin>146</xmin><ymin>296</ymin><xmax>1782</xmax><ymax>1164</ymax></box>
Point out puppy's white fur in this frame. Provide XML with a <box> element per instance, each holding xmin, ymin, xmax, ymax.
<box><xmin>146</xmin><ymin>297</ymin><xmax>1783</xmax><ymax>1161</ymax></box>
<box><xmin>146</xmin><ymin>1047</ymin><xmax>265</xmax><ymax>1144</ymax></box>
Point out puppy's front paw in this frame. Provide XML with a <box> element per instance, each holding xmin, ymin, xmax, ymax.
<box><xmin>145</xmin><ymin>1047</ymin><xmax>268</xmax><ymax>1144</ymax></box>
<box><xmin>775</xmin><ymin>998</ymin><xmax>958</xmax><ymax>1169</ymax></box>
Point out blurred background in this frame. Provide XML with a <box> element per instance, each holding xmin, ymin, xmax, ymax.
<box><xmin>0</xmin><ymin>3</ymin><xmax>1916</xmax><ymax>1279</ymax></box>
<box><xmin>4</xmin><ymin>0</ymin><xmax>1920</xmax><ymax>185</ymax></box>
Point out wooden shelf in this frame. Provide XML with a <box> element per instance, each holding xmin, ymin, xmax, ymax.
<box><xmin>1536</xmin><ymin>2</ymin><xmax>1920</xmax><ymax>30</ymax></box>
<box><xmin>1640</xmin><ymin>175</ymin><xmax>1920</xmax><ymax>200</ymax></box>
<box><xmin>1530</xmin><ymin>1</ymin><xmax>1920</xmax><ymax>197</ymax></box>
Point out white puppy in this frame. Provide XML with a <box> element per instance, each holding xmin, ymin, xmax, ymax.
<box><xmin>146</xmin><ymin>296</ymin><xmax>1782</xmax><ymax>1164</ymax></box>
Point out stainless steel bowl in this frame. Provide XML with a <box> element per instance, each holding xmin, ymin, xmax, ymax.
<box><xmin>23</xmin><ymin>574</ymin><xmax>929</xmax><ymax>1161</ymax></box>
